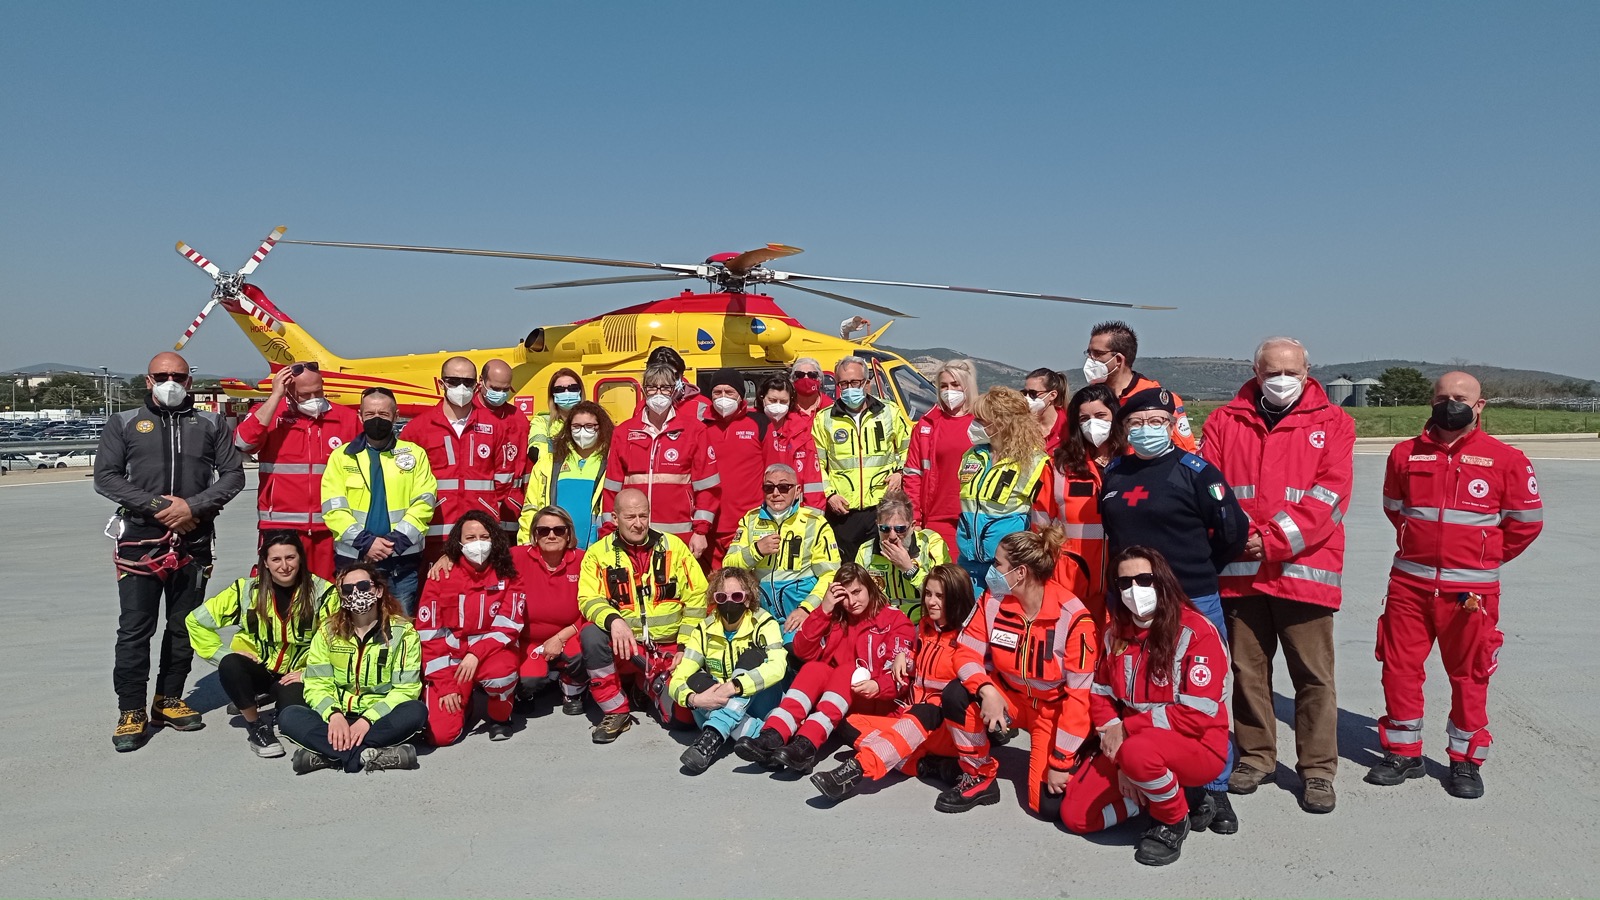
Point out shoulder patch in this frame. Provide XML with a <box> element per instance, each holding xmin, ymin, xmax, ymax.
<box><xmin>135</xmin><ymin>420</ymin><xmax>155</xmax><ymax>434</ymax></box>
<box><xmin>1179</xmin><ymin>452</ymin><xmax>1207</xmax><ymax>473</ymax></box>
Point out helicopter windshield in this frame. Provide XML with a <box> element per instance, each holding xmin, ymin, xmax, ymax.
<box><xmin>887</xmin><ymin>362</ymin><xmax>936</xmax><ymax>420</ymax></box>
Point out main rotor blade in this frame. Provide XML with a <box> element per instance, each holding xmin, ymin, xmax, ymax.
<box><xmin>769</xmin><ymin>281</ymin><xmax>914</xmax><ymax>318</ymax></box>
<box><xmin>724</xmin><ymin>243</ymin><xmax>803</xmax><ymax>275</ymax></box>
<box><xmin>775</xmin><ymin>271</ymin><xmax>1174</xmax><ymax>310</ymax></box>
<box><xmin>238</xmin><ymin>225</ymin><xmax>287</xmax><ymax>276</ymax></box>
<box><xmin>515</xmin><ymin>273</ymin><xmax>693</xmax><ymax>291</ymax></box>
<box><xmin>280</xmin><ymin>239</ymin><xmax>693</xmax><ymax>272</ymax></box>
<box><xmin>175</xmin><ymin>298</ymin><xmax>220</xmax><ymax>350</ymax></box>
<box><xmin>176</xmin><ymin>241</ymin><xmax>221</xmax><ymax>278</ymax></box>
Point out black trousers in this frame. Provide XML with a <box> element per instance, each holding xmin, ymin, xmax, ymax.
<box><xmin>278</xmin><ymin>701</ymin><xmax>427</xmax><ymax>773</ymax></box>
<box><xmin>827</xmin><ymin>505</ymin><xmax>879</xmax><ymax>566</ymax></box>
<box><xmin>217</xmin><ymin>654</ymin><xmax>307</xmax><ymax>712</ymax></box>
<box><xmin>113</xmin><ymin>546</ymin><xmax>213</xmax><ymax>711</ymax></box>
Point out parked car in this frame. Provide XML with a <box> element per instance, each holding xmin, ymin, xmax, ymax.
<box><xmin>58</xmin><ymin>449</ymin><xmax>96</xmax><ymax>468</ymax></box>
<box><xmin>0</xmin><ymin>453</ymin><xmax>30</xmax><ymax>474</ymax></box>
<box><xmin>24</xmin><ymin>452</ymin><xmax>61</xmax><ymax>468</ymax></box>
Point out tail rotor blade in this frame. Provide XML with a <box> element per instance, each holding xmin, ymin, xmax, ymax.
<box><xmin>724</xmin><ymin>243</ymin><xmax>803</xmax><ymax>275</ymax></box>
<box><xmin>769</xmin><ymin>281</ymin><xmax>914</xmax><ymax>318</ymax></box>
<box><xmin>238</xmin><ymin>225</ymin><xmax>287</xmax><ymax>277</ymax></box>
<box><xmin>174</xmin><ymin>298</ymin><xmax>220</xmax><ymax>350</ymax></box>
<box><xmin>176</xmin><ymin>241</ymin><xmax>221</xmax><ymax>279</ymax></box>
<box><xmin>775</xmin><ymin>271</ymin><xmax>1174</xmax><ymax>310</ymax></box>
<box><xmin>514</xmin><ymin>273</ymin><xmax>693</xmax><ymax>291</ymax></box>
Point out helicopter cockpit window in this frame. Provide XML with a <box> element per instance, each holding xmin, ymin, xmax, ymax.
<box><xmin>889</xmin><ymin>364</ymin><xmax>937</xmax><ymax>420</ymax></box>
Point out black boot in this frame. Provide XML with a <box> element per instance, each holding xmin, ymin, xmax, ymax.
<box><xmin>1134</xmin><ymin>817</ymin><xmax>1191</xmax><ymax>867</ymax></box>
<box><xmin>1444</xmin><ymin>761</ymin><xmax>1484</xmax><ymax>799</ymax></box>
<box><xmin>679</xmin><ymin>727</ymin><xmax>727</xmax><ymax>776</ymax></box>
<box><xmin>934</xmin><ymin>772</ymin><xmax>1001</xmax><ymax>813</ymax></box>
<box><xmin>291</xmin><ymin>748</ymin><xmax>340</xmax><ymax>775</ymax></box>
<box><xmin>733</xmin><ymin>728</ymin><xmax>786</xmax><ymax>766</ymax></box>
<box><xmin>916</xmin><ymin>754</ymin><xmax>963</xmax><ymax>786</ymax></box>
<box><xmin>1364</xmin><ymin>753</ymin><xmax>1425</xmax><ymax>786</ymax></box>
<box><xmin>1186</xmin><ymin>787</ymin><xmax>1216</xmax><ymax>832</ymax></box>
<box><xmin>487</xmin><ymin>720</ymin><xmax>514</xmax><ymax>742</ymax></box>
<box><xmin>561</xmin><ymin>694</ymin><xmax>586</xmax><ymax>716</ymax></box>
<box><xmin>1206</xmin><ymin>790</ymin><xmax>1239</xmax><ymax>834</ymax></box>
<box><xmin>811</xmin><ymin>757</ymin><xmax>865</xmax><ymax>800</ymax></box>
<box><xmin>772</xmin><ymin>735</ymin><xmax>819</xmax><ymax>773</ymax></box>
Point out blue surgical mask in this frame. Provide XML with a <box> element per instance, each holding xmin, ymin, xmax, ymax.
<box><xmin>552</xmin><ymin>390</ymin><xmax>581</xmax><ymax>410</ymax></box>
<box><xmin>984</xmin><ymin>564</ymin><xmax>1015</xmax><ymax>599</ymax></box>
<box><xmin>839</xmin><ymin>387</ymin><xmax>867</xmax><ymax>408</ymax></box>
<box><xmin>483</xmin><ymin>388</ymin><xmax>511</xmax><ymax>407</ymax></box>
<box><xmin>1128</xmin><ymin>424</ymin><xmax>1173</xmax><ymax>459</ymax></box>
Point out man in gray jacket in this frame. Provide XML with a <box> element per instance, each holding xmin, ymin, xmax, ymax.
<box><xmin>95</xmin><ymin>351</ymin><xmax>245</xmax><ymax>751</ymax></box>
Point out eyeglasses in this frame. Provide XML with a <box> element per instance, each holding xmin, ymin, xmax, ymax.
<box><xmin>534</xmin><ymin>525</ymin><xmax>570</xmax><ymax>538</ymax></box>
<box><xmin>339</xmin><ymin>580</ymin><xmax>375</xmax><ymax>596</ymax></box>
<box><xmin>148</xmin><ymin>371</ymin><xmax>190</xmax><ymax>383</ymax></box>
<box><xmin>713</xmin><ymin>591</ymin><xmax>748</xmax><ymax>604</ymax></box>
<box><xmin>837</xmin><ymin>378</ymin><xmax>867</xmax><ymax>390</ymax></box>
<box><xmin>289</xmin><ymin>362</ymin><xmax>321</xmax><ymax>376</ymax></box>
<box><xmin>762</xmin><ymin>483</ymin><xmax>796</xmax><ymax>494</ymax></box>
<box><xmin>441</xmin><ymin>376</ymin><xmax>476</xmax><ymax>388</ymax></box>
<box><xmin>1084</xmin><ymin>348</ymin><xmax>1115</xmax><ymax>360</ymax></box>
<box><xmin>1125</xmin><ymin>418</ymin><xmax>1172</xmax><ymax>429</ymax></box>
<box><xmin>877</xmin><ymin>524</ymin><xmax>910</xmax><ymax>535</ymax></box>
<box><xmin>1114</xmin><ymin>573</ymin><xmax>1156</xmax><ymax>590</ymax></box>
<box><xmin>643</xmin><ymin>384</ymin><xmax>674</xmax><ymax>395</ymax></box>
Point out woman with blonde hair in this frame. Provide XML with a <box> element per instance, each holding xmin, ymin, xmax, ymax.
<box><xmin>954</xmin><ymin>386</ymin><xmax>1049</xmax><ymax>589</ymax></box>
<box><xmin>902</xmin><ymin>359</ymin><xmax>977</xmax><ymax>551</ymax></box>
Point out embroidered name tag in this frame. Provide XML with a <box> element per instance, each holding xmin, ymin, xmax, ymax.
<box><xmin>990</xmin><ymin>629</ymin><xmax>1020</xmax><ymax>650</ymax></box>
<box><xmin>1460</xmin><ymin>454</ymin><xmax>1495</xmax><ymax>467</ymax></box>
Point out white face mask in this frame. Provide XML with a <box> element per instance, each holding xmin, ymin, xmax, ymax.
<box><xmin>152</xmin><ymin>381</ymin><xmax>187</xmax><ymax>408</ymax></box>
<box><xmin>967</xmin><ymin>422</ymin><xmax>991</xmax><ymax>444</ymax></box>
<box><xmin>571</xmin><ymin>426</ymin><xmax>600</xmax><ymax>449</ymax></box>
<box><xmin>1120</xmin><ymin>584</ymin><xmax>1158</xmax><ymax>620</ymax></box>
<box><xmin>1083</xmin><ymin>357</ymin><xmax>1111</xmax><ymax>385</ymax></box>
<box><xmin>1260</xmin><ymin>374</ymin><xmax>1305</xmax><ymax>407</ymax></box>
<box><xmin>1027</xmin><ymin>396</ymin><xmax>1047</xmax><ymax>416</ymax></box>
<box><xmin>764</xmin><ymin>402</ymin><xmax>789</xmax><ymax>420</ymax></box>
<box><xmin>645</xmin><ymin>394</ymin><xmax>673</xmax><ymax>415</ymax></box>
<box><xmin>1080</xmin><ymin>418</ymin><xmax>1112</xmax><ymax>447</ymax></box>
<box><xmin>445</xmin><ymin>384</ymin><xmax>475</xmax><ymax>407</ymax></box>
<box><xmin>712</xmin><ymin>396</ymin><xmax>741</xmax><ymax>417</ymax></box>
<box><xmin>296</xmin><ymin>397</ymin><xmax>330</xmax><ymax>418</ymax></box>
<box><xmin>461</xmin><ymin>539</ymin><xmax>493</xmax><ymax>566</ymax></box>
<box><xmin>940</xmin><ymin>389</ymin><xmax>965</xmax><ymax>410</ymax></box>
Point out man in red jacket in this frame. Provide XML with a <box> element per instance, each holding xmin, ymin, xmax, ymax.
<box><xmin>233</xmin><ymin>363</ymin><xmax>361</xmax><ymax>579</ymax></box>
<box><xmin>1368</xmin><ymin>371</ymin><xmax>1542</xmax><ymax>800</ymax></box>
<box><xmin>476</xmin><ymin>358</ymin><xmax>533</xmax><ymax>538</ymax></box>
<box><xmin>703</xmin><ymin>369</ymin><xmax>764</xmax><ymax>567</ymax></box>
<box><xmin>1201</xmin><ymin>338</ymin><xmax>1353</xmax><ymax>814</ymax></box>
<box><xmin>403</xmin><ymin>356</ymin><xmax>508</xmax><ymax>564</ymax></box>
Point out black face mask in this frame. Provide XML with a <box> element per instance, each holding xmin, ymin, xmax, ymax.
<box><xmin>363</xmin><ymin>417</ymin><xmax>395</xmax><ymax>441</ymax></box>
<box><xmin>716</xmin><ymin>601</ymin><xmax>746</xmax><ymax>623</ymax></box>
<box><xmin>1430</xmin><ymin>400</ymin><xmax>1475</xmax><ymax>432</ymax></box>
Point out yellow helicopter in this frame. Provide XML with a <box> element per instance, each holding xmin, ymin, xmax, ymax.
<box><xmin>172</xmin><ymin>229</ymin><xmax>1170</xmax><ymax>423</ymax></box>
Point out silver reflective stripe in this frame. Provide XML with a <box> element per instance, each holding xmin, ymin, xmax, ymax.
<box><xmin>1062</xmin><ymin>523</ymin><xmax>1104</xmax><ymax>540</ymax></box>
<box><xmin>435</xmin><ymin>479</ymin><xmax>461</xmax><ymax>490</ymax></box>
<box><xmin>394</xmin><ymin>521</ymin><xmax>424</xmax><ymax>544</ymax></box>
<box><xmin>1221</xmin><ymin>561</ymin><xmax>1260</xmax><ymax>577</ymax></box>
<box><xmin>691</xmin><ymin>474</ymin><xmax>720</xmax><ymax>491</ymax></box>
<box><xmin>656</xmin><ymin>521</ymin><xmax>693</xmax><ymax>534</ymax></box>
<box><xmin>1282</xmin><ymin>563</ymin><xmax>1341</xmax><ymax>587</ymax></box>
<box><xmin>416</xmin><ymin>492</ymin><xmax>438</xmax><ymax>508</ymax></box>
<box><xmin>1274</xmin><ymin>510</ymin><xmax>1306</xmax><ymax>555</ymax></box>
<box><xmin>1309</xmin><ymin>484</ymin><xmax>1340</xmax><ymax>506</ymax></box>
<box><xmin>1442</xmin><ymin>509</ymin><xmax>1501</xmax><ymax>527</ymax></box>
<box><xmin>235</xmin><ymin>432</ymin><xmax>258</xmax><ymax>451</ymax></box>
<box><xmin>1392</xmin><ymin>557</ymin><xmax>1499</xmax><ymax>584</ymax></box>
<box><xmin>303</xmin><ymin>664</ymin><xmax>335</xmax><ymax>678</ymax></box>
<box><xmin>1283</xmin><ymin>487</ymin><xmax>1305</xmax><ymax>503</ymax></box>
<box><xmin>1502</xmin><ymin>508</ymin><xmax>1542</xmax><ymax>522</ymax></box>
<box><xmin>322</xmin><ymin>497</ymin><xmax>350</xmax><ymax>513</ymax></box>
<box><xmin>260</xmin><ymin>511</ymin><xmax>314</xmax><ymax>524</ymax></box>
<box><xmin>1175</xmin><ymin>692</ymin><xmax>1219</xmax><ymax>715</ymax></box>
<box><xmin>1399</xmin><ymin>505</ymin><xmax>1438</xmax><ymax>521</ymax></box>
<box><xmin>423</xmin><ymin>656</ymin><xmax>456</xmax><ymax>675</ymax></box>
<box><xmin>1150</xmin><ymin>706</ymin><xmax>1171</xmax><ymax>730</ymax></box>
<box><xmin>258</xmin><ymin>462</ymin><xmax>321</xmax><ymax>475</ymax></box>
<box><xmin>1382</xmin><ymin>496</ymin><xmax>1404</xmax><ymax>511</ymax></box>
<box><xmin>1232</xmin><ymin>485</ymin><xmax>1256</xmax><ymax>499</ymax></box>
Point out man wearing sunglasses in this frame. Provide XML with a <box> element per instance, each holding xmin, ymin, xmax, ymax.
<box><xmin>811</xmin><ymin>356</ymin><xmax>910</xmax><ymax>563</ymax></box>
<box><xmin>96</xmin><ymin>351</ymin><xmax>246</xmax><ymax>751</ymax></box>
<box><xmin>724</xmin><ymin>464</ymin><xmax>841</xmax><ymax>642</ymax></box>
<box><xmin>404</xmin><ymin>356</ymin><xmax>510</xmax><ymax>565</ymax></box>
<box><xmin>234</xmin><ymin>361</ymin><xmax>361</xmax><ymax>580</ymax></box>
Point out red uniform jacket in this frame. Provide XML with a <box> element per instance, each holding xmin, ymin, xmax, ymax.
<box><xmin>1032</xmin><ymin>457</ymin><xmax>1107</xmax><ymax>622</ymax></box>
<box><xmin>511</xmin><ymin>545</ymin><xmax>583</xmax><ymax>645</ymax></box>
<box><xmin>1201</xmin><ymin>378</ymin><xmax>1355</xmax><ymax>609</ymax></box>
<box><xmin>477</xmin><ymin>396</ymin><xmax>534</xmax><ymax>532</ymax></box>
<box><xmin>1042</xmin><ymin>411</ymin><xmax>1071</xmax><ymax>456</ymax></box>
<box><xmin>1382</xmin><ymin>426</ymin><xmax>1543</xmax><ymax>594</ymax></box>
<box><xmin>416</xmin><ymin>561</ymin><xmax>525</xmax><ymax>688</ymax></box>
<box><xmin>794</xmin><ymin>604</ymin><xmax>916</xmax><ymax>700</ymax></box>
<box><xmin>902</xmin><ymin>405</ymin><xmax>973</xmax><ymax>530</ymax></box>
<box><xmin>403</xmin><ymin>403</ymin><xmax>507</xmax><ymax>541</ymax></box>
<box><xmin>764</xmin><ymin>411</ymin><xmax>826</xmax><ymax>511</ymax></box>
<box><xmin>1090</xmin><ymin>605</ymin><xmax>1230</xmax><ymax>761</ymax></box>
<box><xmin>233</xmin><ymin>398</ymin><xmax>361</xmax><ymax>533</ymax></box>
<box><xmin>705</xmin><ymin>409</ymin><xmax>767</xmax><ymax>541</ymax></box>
<box><xmin>602</xmin><ymin>411</ymin><xmax>721</xmax><ymax>538</ymax></box>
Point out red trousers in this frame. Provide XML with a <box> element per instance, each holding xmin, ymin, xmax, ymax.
<box><xmin>765</xmin><ymin>661</ymin><xmax>894</xmax><ymax>747</ymax></box>
<box><xmin>849</xmin><ymin>701</ymin><xmax>995</xmax><ymax>781</ymax></box>
<box><xmin>1062</xmin><ymin>730</ymin><xmax>1227</xmax><ymax>830</ymax></box>
<box><xmin>424</xmin><ymin>650</ymin><xmax>520</xmax><ymax>745</ymax></box>
<box><xmin>258</xmin><ymin>529</ymin><xmax>337</xmax><ymax>582</ymax></box>
<box><xmin>1376</xmin><ymin>579</ymin><xmax>1502</xmax><ymax>765</ymax></box>
<box><xmin>519</xmin><ymin>633</ymin><xmax>585</xmax><ymax>702</ymax></box>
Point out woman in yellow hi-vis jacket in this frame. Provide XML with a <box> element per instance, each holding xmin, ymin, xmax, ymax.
<box><xmin>277</xmin><ymin>562</ymin><xmax>426</xmax><ymax>774</ymax></box>
<box><xmin>955</xmin><ymin>387</ymin><xmax>1049</xmax><ymax>591</ymax></box>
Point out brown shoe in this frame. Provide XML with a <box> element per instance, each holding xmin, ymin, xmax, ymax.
<box><xmin>150</xmin><ymin>695</ymin><xmax>204</xmax><ymax>731</ymax></box>
<box><xmin>1300</xmin><ymin>776</ymin><xmax>1336</xmax><ymax>813</ymax></box>
<box><xmin>112</xmin><ymin>709</ymin><xmax>149</xmax><ymax>752</ymax></box>
<box><xmin>591</xmin><ymin>713</ymin><xmax>635</xmax><ymax>744</ymax></box>
<box><xmin>1227</xmin><ymin>761</ymin><xmax>1275</xmax><ymax>795</ymax></box>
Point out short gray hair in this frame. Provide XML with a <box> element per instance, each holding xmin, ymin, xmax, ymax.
<box><xmin>792</xmin><ymin>357</ymin><xmax>822</xmax><ymax>374</ymax></box>
<box><xmin>835</xmin><ymin>355</ymin><xmax>868</xmax><ymax>377</ymax></box>
<box><xmin>876</xmin><ymin>492</ymin><xmax>913</xmax><ymax>523</ymax></box>
<box><xmin>1254</xmin><ymin>336</ymin><xmax>1309</xmax><ymax>368</ymax></box>
<box><xmin>763</xmin><ymin>463</ymin><xmax>797</xmax><ymax>480</ymax></box>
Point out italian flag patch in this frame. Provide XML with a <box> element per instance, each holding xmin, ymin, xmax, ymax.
<box><xmin>1208</xmin><ymin>484</ymin><xmax>1226</xmax><ymax>501</ymax></box>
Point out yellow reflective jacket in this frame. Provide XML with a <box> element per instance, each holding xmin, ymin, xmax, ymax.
<box><xmin>812</xmin><ymin>397</ymin><xmax>910</xmax><ymax>509</ymax></box>
<box><xmin>724</xmin><ymin>504</ymin><xmax>840</xmax><ymax>617</ymax></box>
<box><xmin>516</xmin><ymin>448</ymin><xmax>605</xmax><ymax>544</ymax></box>
<box><xmin>667</xmin><ymin>608</ymin><xmax>788</xmax><ymax>707</ymax></box>
<box><xmin>855</xmin><ymin>528</ymin><xmax>953</xmax><ymax>623</ymax></box>
<box><xmin>956</xmin><ymin>446</ymin><xmax>1048</xmax><ymax>565</ymax></box>
<box><xmin>578</xmin><ymin>530</ymin><xmax>708</xmax><ymax>646</ymax></box>
<box><xmin>319</xmin><ymin>437</ymin><xmax>437</xmax><ymax>556</ymax></box>
<box><xmin>186</xmin><ymin>575</ymin><xmax>338</xmax><ymax>673</ymax></box>
<box><xmin>302</xmin><ymin>616</ymin><xmax>423</xmax><ymax>722</ymax></box>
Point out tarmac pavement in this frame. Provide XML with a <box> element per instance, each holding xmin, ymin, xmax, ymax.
<box><xmin>1</xmin><ymin>451</ymin><xmax>1597</xmax><ymax>898</ymax></box>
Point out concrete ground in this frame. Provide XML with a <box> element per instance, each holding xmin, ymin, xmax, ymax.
<box><xmin>1</xmin><ymin>446</ymin><xmax>1597</xmax><ymax>898</ymax></box>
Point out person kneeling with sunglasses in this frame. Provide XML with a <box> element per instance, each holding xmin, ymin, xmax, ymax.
<box><xmin>278</xmin><ymin>565</ymin><xmax>426</xmax><ymax>774</ymax></box>
<box><xmin>723</xmin><ymin>464</ymin><xmax>841</xmax><ymax>643</ymax></box>
<box><xmin>668</xmin><ymin>567</ymin><xmax>789</xmax><ymax>775</ymax></box>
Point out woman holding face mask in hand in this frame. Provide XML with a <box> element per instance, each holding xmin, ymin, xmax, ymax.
<box><xmin>1061</xmin><ymin>547</ymin><xmax>1231</xmax><ymax>867</ymax></box>
<box><xmin>520</xmin><ymin>400</ymin><xmax>611</xmax><ymax>550</ymax></box>
<box><xmin>1032</xmin><ymin>384</ymin><xmax>1125</xmax><ymax>622</ymax></box>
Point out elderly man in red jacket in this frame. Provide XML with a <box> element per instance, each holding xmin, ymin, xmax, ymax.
<box><xmin>1201</xmin><ymin>337</ymin><xmax>1353</xmax><ymax>815</ymax></box>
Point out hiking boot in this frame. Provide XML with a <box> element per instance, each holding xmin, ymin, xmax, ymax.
<box><xmin>245</xmin><ymin>719</ymin><xmax>285</xmax><ymax>758</ymax></box>
<box><xmin>291</xmin><ymin>748</ymin><xmax>340</xmax><ymax>775</ymax></box>
<box><xmin>772</xmin><ymin>735</ymin><xmax>819</xmax><ymax>773</ymax></box>
<box><xmin>1300</xmin><ymin>776</ymin><xmax>1336</xmax><ymax>813</ymax></box>
<box><xmin>561</xmin><ymin>695</ymin><xmax>586</xmax><ymax>716</ymax></box>
<box><xmin>1134</xmin><ymin>817</ymin><xmax>1191</xmax><ymax>867</ymax></box>
<box><xmin>917</xmin><ymin>754</ymin><xmax>963</xmax><ymax>786</ymax></box>
<box><xmin>359</xmin><ymin>745</ymin><xmax>419</xmax><ymax>772</ymax></box>
<box><xmin>811</xmin><ymin>757</ymin><xmax>865</xmax><ymax>800</ymax></box>
<box><xmin>1186</xmin><ymin>787</ymin><xmax>1216</xmax><ymax>831</ymax></box>
<box><xmin>679</xmin><ymin>726</ymin><xmax>727</xmax><ymax>776</ymax></box>
<box><xmin>733</xmin><ymin>728</ymin><xmax>786</xmax><ymax>766</ymax></box>
<box><xmin>1444</xmin><ymin>761</ymin><xmax>1484</xmax><ymax>799</ymax></box>
<box><xmin>150</xmin><ymin>695</ymin><xmax>204</xmax><ymax>731</ymax></box>
<box><xmin>1206</xmin><ymin>790</ymin><xmax>1239</xmax><ymax>834</ymax></box>
<box><xmin>591</xmin><ymin>713</ymin><xmax>635</xmax><ymax>744</ymax></box>
<box><xmin>934</xmin><ymin>772</ymin><xmax>1001</xmax><ymax>813</ymax></box>
<box><xmin>1364</xmin><ymin>753</ymin><xmax>1425</xmax><ymax>786</ymax></box>
<box><xmin>112</xmin><ymin>709</ymin><xmax>148</xmax><ymax>752</ymax></box>
<box><xmin>487</xmin><ymin>720</ymin><xmax>514</xmax><ymax>742</ymax></box>
<box><xmin>1228</xmin><ymin>761</ymin><xmax>1275</xmax><ymax>795</ymax></box>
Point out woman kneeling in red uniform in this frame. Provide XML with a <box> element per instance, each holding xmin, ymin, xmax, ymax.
<box><xmin>417</xmin><ymin>511</ymin><xmax>526</xmax><ymax>744</ymax></box>
<box><xmin>514</xmin><ymin>506</ymin><xmax>588</xmax><ymax>715</ymax></box>
<box><xmin>1062</xmin><ymin>546</ymin><xmax>1231</xmax><ymax>866</ymax></box>
<box><xmin>735</xmin><ymin>563</ymin><xmax>915</xmax><ymax>774</ymax></box>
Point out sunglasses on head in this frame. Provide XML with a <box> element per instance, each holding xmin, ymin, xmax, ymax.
<box><xmin>714</xmin><ymin>591</ymin><xmax>748</xmax><ymax>604</ymax></box>
<box><xmin>289</xmin><ymin>362</ymin><xmax>321</xmax><ymax>376</ymax></box>
<box><xmin>534</xmin><ymin>525</ymin><xmax>570</xmax><ymax>537</ymax></box>
<box><xmin>762</xmin><ymin>482</ymin><xmax>796</xmax><ymax>493</ymax></box>
<box><xmin>877</xmin><ymin>524</ymin><xmax>910</xmax><ymax>535</ymax></box>
<box><xmin>339</xmin><ymin>580</ymin><xmax>375</xmax><ymax>596</ymax></box>
<box><xmin>1115</xmin><ymin>573</ymin><xmax>1156</xmax><ymax>590</ymax></box>
<box><xmin>148</xmin><ymin>371</ymin><xmax>189</xmax><ymax>383</ymax></box>
<box><xmin>441</xmin><ymin>376</ymin><xmax>476</xmax><ymax>388</ymax></box>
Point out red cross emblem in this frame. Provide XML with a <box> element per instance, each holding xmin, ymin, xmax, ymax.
<box><xmin>1124</xmin><ymin>486</ymin><xmax>1150</xmax><ymax>507</ymax></box>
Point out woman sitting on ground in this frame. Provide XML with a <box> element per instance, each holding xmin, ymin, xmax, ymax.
<box><xmin>513</xmin><ymin>506</ymin><xmax>589</xmax><ymax>714</ymax></box>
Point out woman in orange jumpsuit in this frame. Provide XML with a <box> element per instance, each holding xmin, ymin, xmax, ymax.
<box><xmin>1032</xmin><ymin>384</ymin><xmax>1124</xmax><ymax>623</ymax></box>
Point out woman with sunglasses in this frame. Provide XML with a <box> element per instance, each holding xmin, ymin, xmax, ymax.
<box><xmin>724</xmin><ymin>463</ymin><xmax>841</xmax><ymax>642</ymax></box>
<box><xmin>278</xmin><ymin>564</ymin><xmax>426</xmax><ymax>773</ymax></box>
<box><xmin>1032</xmin><ymin>384</ymin><xmax>1126</xmax><ymax>623</ymax></box>
<box><xmin>528</xmin><ymin>368</ymin><xmax>585</xmax><ymax>460</ymax></box>
<box><xmin>955</xmin><ymin>387</ymin><xmax>1050</xmax><ymax>592</ymax></box>
<box><xmin>1062</xmin><ymin>547</ymin><xmax>1231</xmax><ymax>867</ymax></box>
<box><xmin>902</xmin><ymin>359</ymin><xmax>977</xmax><ymax>552</ymax></box>
<box><xmin>854</xmin><ymin>492</ymin><xmax>951</xmax><ymax>623</ymax></box>
<box><xmin>735</xmin><ymin>563</ymin><xmax>914</xmax><ymax>775</ymax></box>
<box><xmin>788</xmin><ymin>357</ymin><xmax>832</xmax><ymax>418</ymax></box>
<box><xmin>1024</xmin><ymin>368</ymin><xmax>1071</xmax><ymax>454</ymax></box>
<box><xmin>415</xmin><ymin>511</ymin><xmax>525</xmax><ymax>745</ymax></box>
<box><xmin>520</xmin><ymin>400</ymin><xmax>611</xmax><ymax>550</ymax></box>
<box><xmin>813</xmin><ymin>564</ymin><xmax>995</xmax><ymax>812</ymax></box>
<box><xmin>186</xmin><ymin>531</ymin><xmax>338</xmax><ymax>757</ymax></box>
<box><xmin>668</xmin><ymin>567</ymin><xmax>789</xmax><ymax>775</ymax></box>
<box><xmin>513</xmin><ymin>506</ymin><xmax>588</xmax><ymax>715</ymax></box>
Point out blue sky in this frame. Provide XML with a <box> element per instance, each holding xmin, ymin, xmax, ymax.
<box><xmin>2</xmin><ymin>3</ymin><xmax>1595</xmax><ymax>380</ymax></box>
